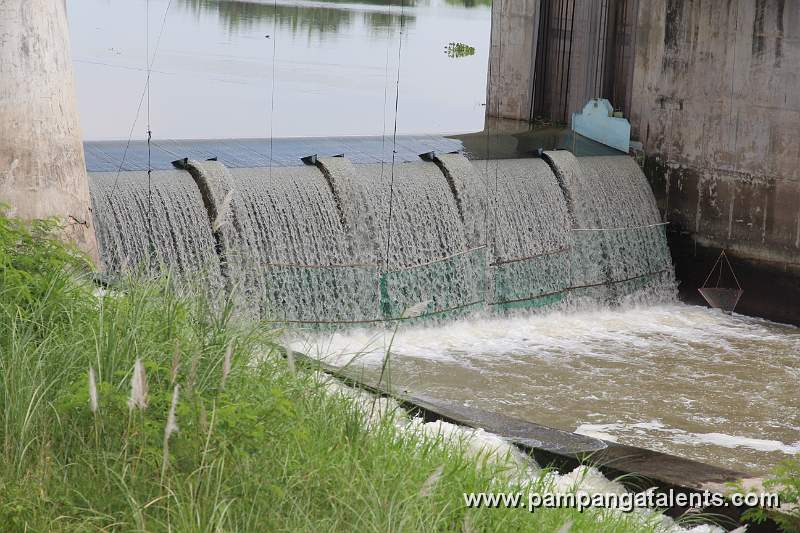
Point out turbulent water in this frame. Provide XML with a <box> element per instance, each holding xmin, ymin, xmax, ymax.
<box><xmin>90</xmin><ymin>151</ymin><xmax>675</xmax><ymax>323</ymax></box>
<box><xmin>293</xmin><ymin>305</ymin><xmax>800</xmax><ymax>474</ymax></box>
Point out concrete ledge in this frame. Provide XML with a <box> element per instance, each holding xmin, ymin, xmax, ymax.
<box><xmin>292</xmin><ymin>351</ymin><xmax>784</xmax><ymax>530</ymax></box>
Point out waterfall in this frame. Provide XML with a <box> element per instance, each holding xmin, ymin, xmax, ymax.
<box><xmin>89</xmin><ymin>170</ymin><xmax>223</xmax><ymax>289</ymax></box>
<box><xmin>228</xmin><ymin>165</ymin><xmax>378</xmax><ymax>323</ymax></box>
<box><xmin>89</xmin><ymin>151</ymin><xmax>675</xmax><ymax>325</ymax></box>
<box><xmin>543</xmin><ymin>152</ymin><xmax>675</xmax><ymax>306</ymax></box>
<box><xmin>480</xmin><ymin>158</ymin><xmax>572</xmax><ymax>311</ymax></box>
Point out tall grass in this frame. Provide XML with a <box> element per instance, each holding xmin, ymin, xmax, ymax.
<box><xmin>0</xmin><ymin>214</ymin><xmax>665</xmax><ymax>532</ymax></box>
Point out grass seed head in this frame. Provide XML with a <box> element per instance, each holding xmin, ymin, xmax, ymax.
<box><xmin>127</xmin><ymin>359</ymin><xmax>148</xmax><ymax>411</ymax></box>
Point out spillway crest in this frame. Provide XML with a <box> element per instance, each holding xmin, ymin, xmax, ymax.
<box><xmin>89</xmin><ymin>151</ymin><xmax>675</xmax><ymax>325</ymax></box>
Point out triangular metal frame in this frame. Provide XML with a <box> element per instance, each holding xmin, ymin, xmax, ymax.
<box><xmin>698</xmin><ymin>250</ymin><xmax>743</xmax><ymax>314</ymax></box>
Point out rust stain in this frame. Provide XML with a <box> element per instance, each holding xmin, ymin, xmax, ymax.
<box><xmin>775</xmin><ymin>0</ymin><xmax>785</xmax><ymax>67</ymax></box>
<box><xmin>752</xmin><ymin>0</ymin><xmax>767</xmax><ymax>58</ymax></box>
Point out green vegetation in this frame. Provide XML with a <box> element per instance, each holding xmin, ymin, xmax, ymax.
<box><xmin>178</xmin><ymin>0</ymin><xmax>416</xmax><ymax>37</ymax></box>
<box><xmin>0</xmin><ymin>212</ymin><xmax>669</xmax><ymax>531</ymax></box>
<box><xmin>445</xmin><ymin>42</ymin><xmax>476</xmax><ymax>58</ymax></box>
<box><xmin>444</xmin><ymin>0</ymin><xmax>492</xmax><ymax>8</ymax></box>
<box><xmin>742</xmin><ymin>458</ymin><xmax>800</xmax><ymax>532</ymax></box>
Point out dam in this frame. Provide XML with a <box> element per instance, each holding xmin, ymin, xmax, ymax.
<box><xmin>488</xmin><ymin>0</ymin><xmax>800</xmax><ymax>325</ymax></box>
<box><xmin>85</xmin><ymin>136</ymin><xmax>799</xmax><ymax>475</ymax></box>
<box><xmin>88</xmin><ymin>140</ymin><xmax>674</xmax><ymax>323</ymax></box>
<box><xmin>2</xmin><ymin>0</ymin><xmax>798</xmax><ymax>491</ymax></box>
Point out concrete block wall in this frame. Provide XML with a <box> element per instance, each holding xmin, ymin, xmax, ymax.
<box><xmin>630</xmin><ymin>0</ymin><xmax>800</xmax><ymax>323</ymax></box>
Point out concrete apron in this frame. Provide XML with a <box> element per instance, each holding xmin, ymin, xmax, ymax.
<box><xmin>287</xmin><ymin>348</ymin><xmax>784</xmax><ymax>531</ymax></box>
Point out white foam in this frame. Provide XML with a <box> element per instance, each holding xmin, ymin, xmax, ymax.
<box><xmin>575</xmin><ymin>423</ymin><xmax>622</xmax><ymax>442</ymax></box>
<box><xmin>293</xmin><ymin>303</ymin><xmax>800</xmax><ymax>473</ymax></box>
<box><xmin>320</xmin><ymin>375</ymin><xmax>724</xmax><ymax>533</ymax></box>
<box><xmin>292</xmin><ymin>304</ymin><xmax>800</xmax><ymax>368</ymax></box>
<box><xmin>676</xmin><ymin>432</ymin><xmax>800</xmax><ymax>454</ymax></box>
<box><xmin>577</xmin><ymin>420</ymin><xmax>800</xmax><ymax>456</ymax></box>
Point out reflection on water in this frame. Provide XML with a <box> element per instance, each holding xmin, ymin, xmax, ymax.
<box><xmin>178</xmin><ymin>0</ymin><xmax>416</xmax><ymax>37</ymax></box>
<box><xmin>295</xmin><ymin>305</ymin><xmax>800</xmax><ymax>474</ymax></box>
<box><xmin>68</xmin><ymin>0</ymin><xmax>490</xmax><ymax>140</ymax></box>
<box><xmin>444</xmin><ymin>0</ymin><xmax>492</xmax><ymax>6</ymax></box>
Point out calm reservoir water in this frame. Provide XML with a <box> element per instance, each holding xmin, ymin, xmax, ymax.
<box><xmin>67</xmin><ymin>0</ymin><xmax>491</xmax><ymax>140</ymax></box>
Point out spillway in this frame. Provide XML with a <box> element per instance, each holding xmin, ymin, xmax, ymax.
<box><xmin>90</xmin><ymin>170</ymin><xmax>224</xmax><ymax>289</ymax></box>
<box><xmin>89</xmin><ymin>150</ymin><xmax>675</xmax><ymax>325</ymax></box>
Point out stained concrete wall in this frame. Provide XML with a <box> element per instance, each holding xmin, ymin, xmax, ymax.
<box><xmin>606</xmin><ymin>0</ymin><xmax>640</xmax><ymax>118</ymax></box>
<box><xmin>0</xmin><ymin>0</ymin><xmax>98</xmax><ymax>262</ymax></box>
<box><xmin>486</xmin><ymin>0</ymin><xmax>540</xmax><ymax>121</ymax></box>
<box><xmin>630</xmin><ymin>0</ymin><xmax>800</xmax><ymax>323</ymax></box>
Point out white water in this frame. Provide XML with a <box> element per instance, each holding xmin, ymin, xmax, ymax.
<box><xmin>318</xmin><ymin>372</ymin><xmax>726</xmax><ymax>533</ymax></box>
<box><xmin>92</xmin><ymin>153</ymin><xmax>675</xmax><ymax>323</ymax></box>
<box><xmin>293</xmin><ymin>303</ymin><xmax>800</xmax><ymax>473</ymax></box>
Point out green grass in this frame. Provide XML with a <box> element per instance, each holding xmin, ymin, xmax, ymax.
<box><xmin>741</xmin><ymin>458</ymin><xmax>800</xmax><ymax>532</ymax></box>
<box><xmin>0</xmin><ymin>213</ymin><xmax>671</xmax><ymax>532</ymax></box>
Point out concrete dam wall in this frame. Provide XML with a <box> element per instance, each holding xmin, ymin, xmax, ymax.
<box><xmin>487</xmin><ymin>0</ymin><xmax>800</xmax><ymax>324</ymax></box>
<box><xmin>630</xmin><ymin>0</ymin><xmax>800</xmax><ymax>325</ymax></box>
<box><xmin>89</xmin><ymin>152</ymin><xmax>674</xmax><ymax>324</ymax></box>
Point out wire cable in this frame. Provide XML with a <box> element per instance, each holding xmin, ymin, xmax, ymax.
<box><xmin>107</xmin><ymin>0</ymin><xmax>174</xmax><ymax>201</ymax></box>
<box><xmin>491</xmin><ymin>0</ymin><xmax>504</xmax><ymax>262</ymax></box>
<box><xmin>146</xmin><ymin>0</ymin><xmax>153</xmax><ymax>255</ymax></box>
<box><xmin>378</xmin><ymin>2</ymin><xmax>393</xmax><ymax>207</ymax></box>
<box><xmin>268</xmin><ymin>0</ymin><xmax>278</xmax><ymax>181</ymax></box>
<box><xmin>482</xmin><ymin>0</ymin><xmax>494</xmax><ymax>257</ymax></box>
<box><xmin>383</xmin><ymin>0</ymin><xmax>406</xmax><ymax>275</ymax></box>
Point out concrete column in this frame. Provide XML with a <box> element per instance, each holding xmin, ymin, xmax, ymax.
<box><xmin>486</xmin><ymin>0</ymin><xmax>541</xmax><ymax>122</ymax></box>
<box><xmin>0</xmin><ymin>0</ymin><xmax>98</xmax><ymax>263</ymax></box>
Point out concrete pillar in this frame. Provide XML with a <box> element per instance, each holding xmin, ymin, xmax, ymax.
<box><xmin>0</xmin><ymin>0</ymin><xmax>98</xmax><ymax>263</ymax></box>
<box><xmin>486</xmin><ymin>0</ymin><xmax>541</xmax><ymax>122</ymax></box>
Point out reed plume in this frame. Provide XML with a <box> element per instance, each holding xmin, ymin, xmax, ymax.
<box><xmin>286</xmin><ymin>348</ymin><xmax>296</xmax><ymax>376</ymax></box>
<box><xmin>162</xmin><ymin>384</ymin><xmax>180</xmax><ymax>479</ymax></box>
<box><xmin>555</xmin><ymin>520</ymin><xmax>573</xmax><ymax>533</ymax></box>
<box><xmin>127</xmin><ymin>359</ymin><xmax>148</xmax><ymax>411</ymax></box>
<box><xmin>212</xmin><ymin>190</ymin><xmax>234</xmax><ymax>232</ymax></box>
<box><xmin>171</xmin><ymin>340</ymin><xmax>180</xmax><ymax>384</ymax></box>
<box><xmin>419</xmin><ymin>464</ymin><xmax>444</xmax><ymax>497</ymax></box>
<box><xmin>402</xmin><ymin>300</ymin><xmax>430</xmax><ymax>319</ymax></box>
<box><xmin>88</xmin><ymin>367</ymin><xmax>98</xmax><ymax>414</ymax></box>
<box><xmin>221</xmin><ymin>340</ymin><xmax>234</xmax><ymax>390</ymax></box>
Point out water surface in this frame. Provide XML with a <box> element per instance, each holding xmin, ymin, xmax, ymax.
<box><xmin>67</xmin><ymin>0</ymin><xmax>491</xmax><ymax>140</ymax></box>
<box><xmin>294</xmin><ymin>305</ymin><xmax>800</xmax><ymax>474</ymax></box>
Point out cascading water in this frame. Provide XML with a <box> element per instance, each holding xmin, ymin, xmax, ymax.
<box><xmin>577</xmin><ymin>156</ymin><xmax>674</xmax><ymax>304</ymax></box>
<box><xmin>228</xmin><ymin>165</ymin><xmax>378</xmax><ymax>323</ymax></box>
<box><xmin>480</xmin><ymin>158</ymin><xmax>571</xmax><ymax>311</ymax></box>
<box><xmin>89</xmin><ymin>170</ymin><xmax>223</xmax><ymax>288</ymax></box>
<box><xmin>341</xmin><ymin>161</ymin><xmax>484</xmax><ymax>320</ymax></box>
<box><xmin>543</xmin><ymin>152</ymin><xmax>674</xmax><ymax>307</ymax></box>
<box><xmin>89</xmin><ymin>151</ymin><xmax>676</xmax><ymax>325</ymax></box>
